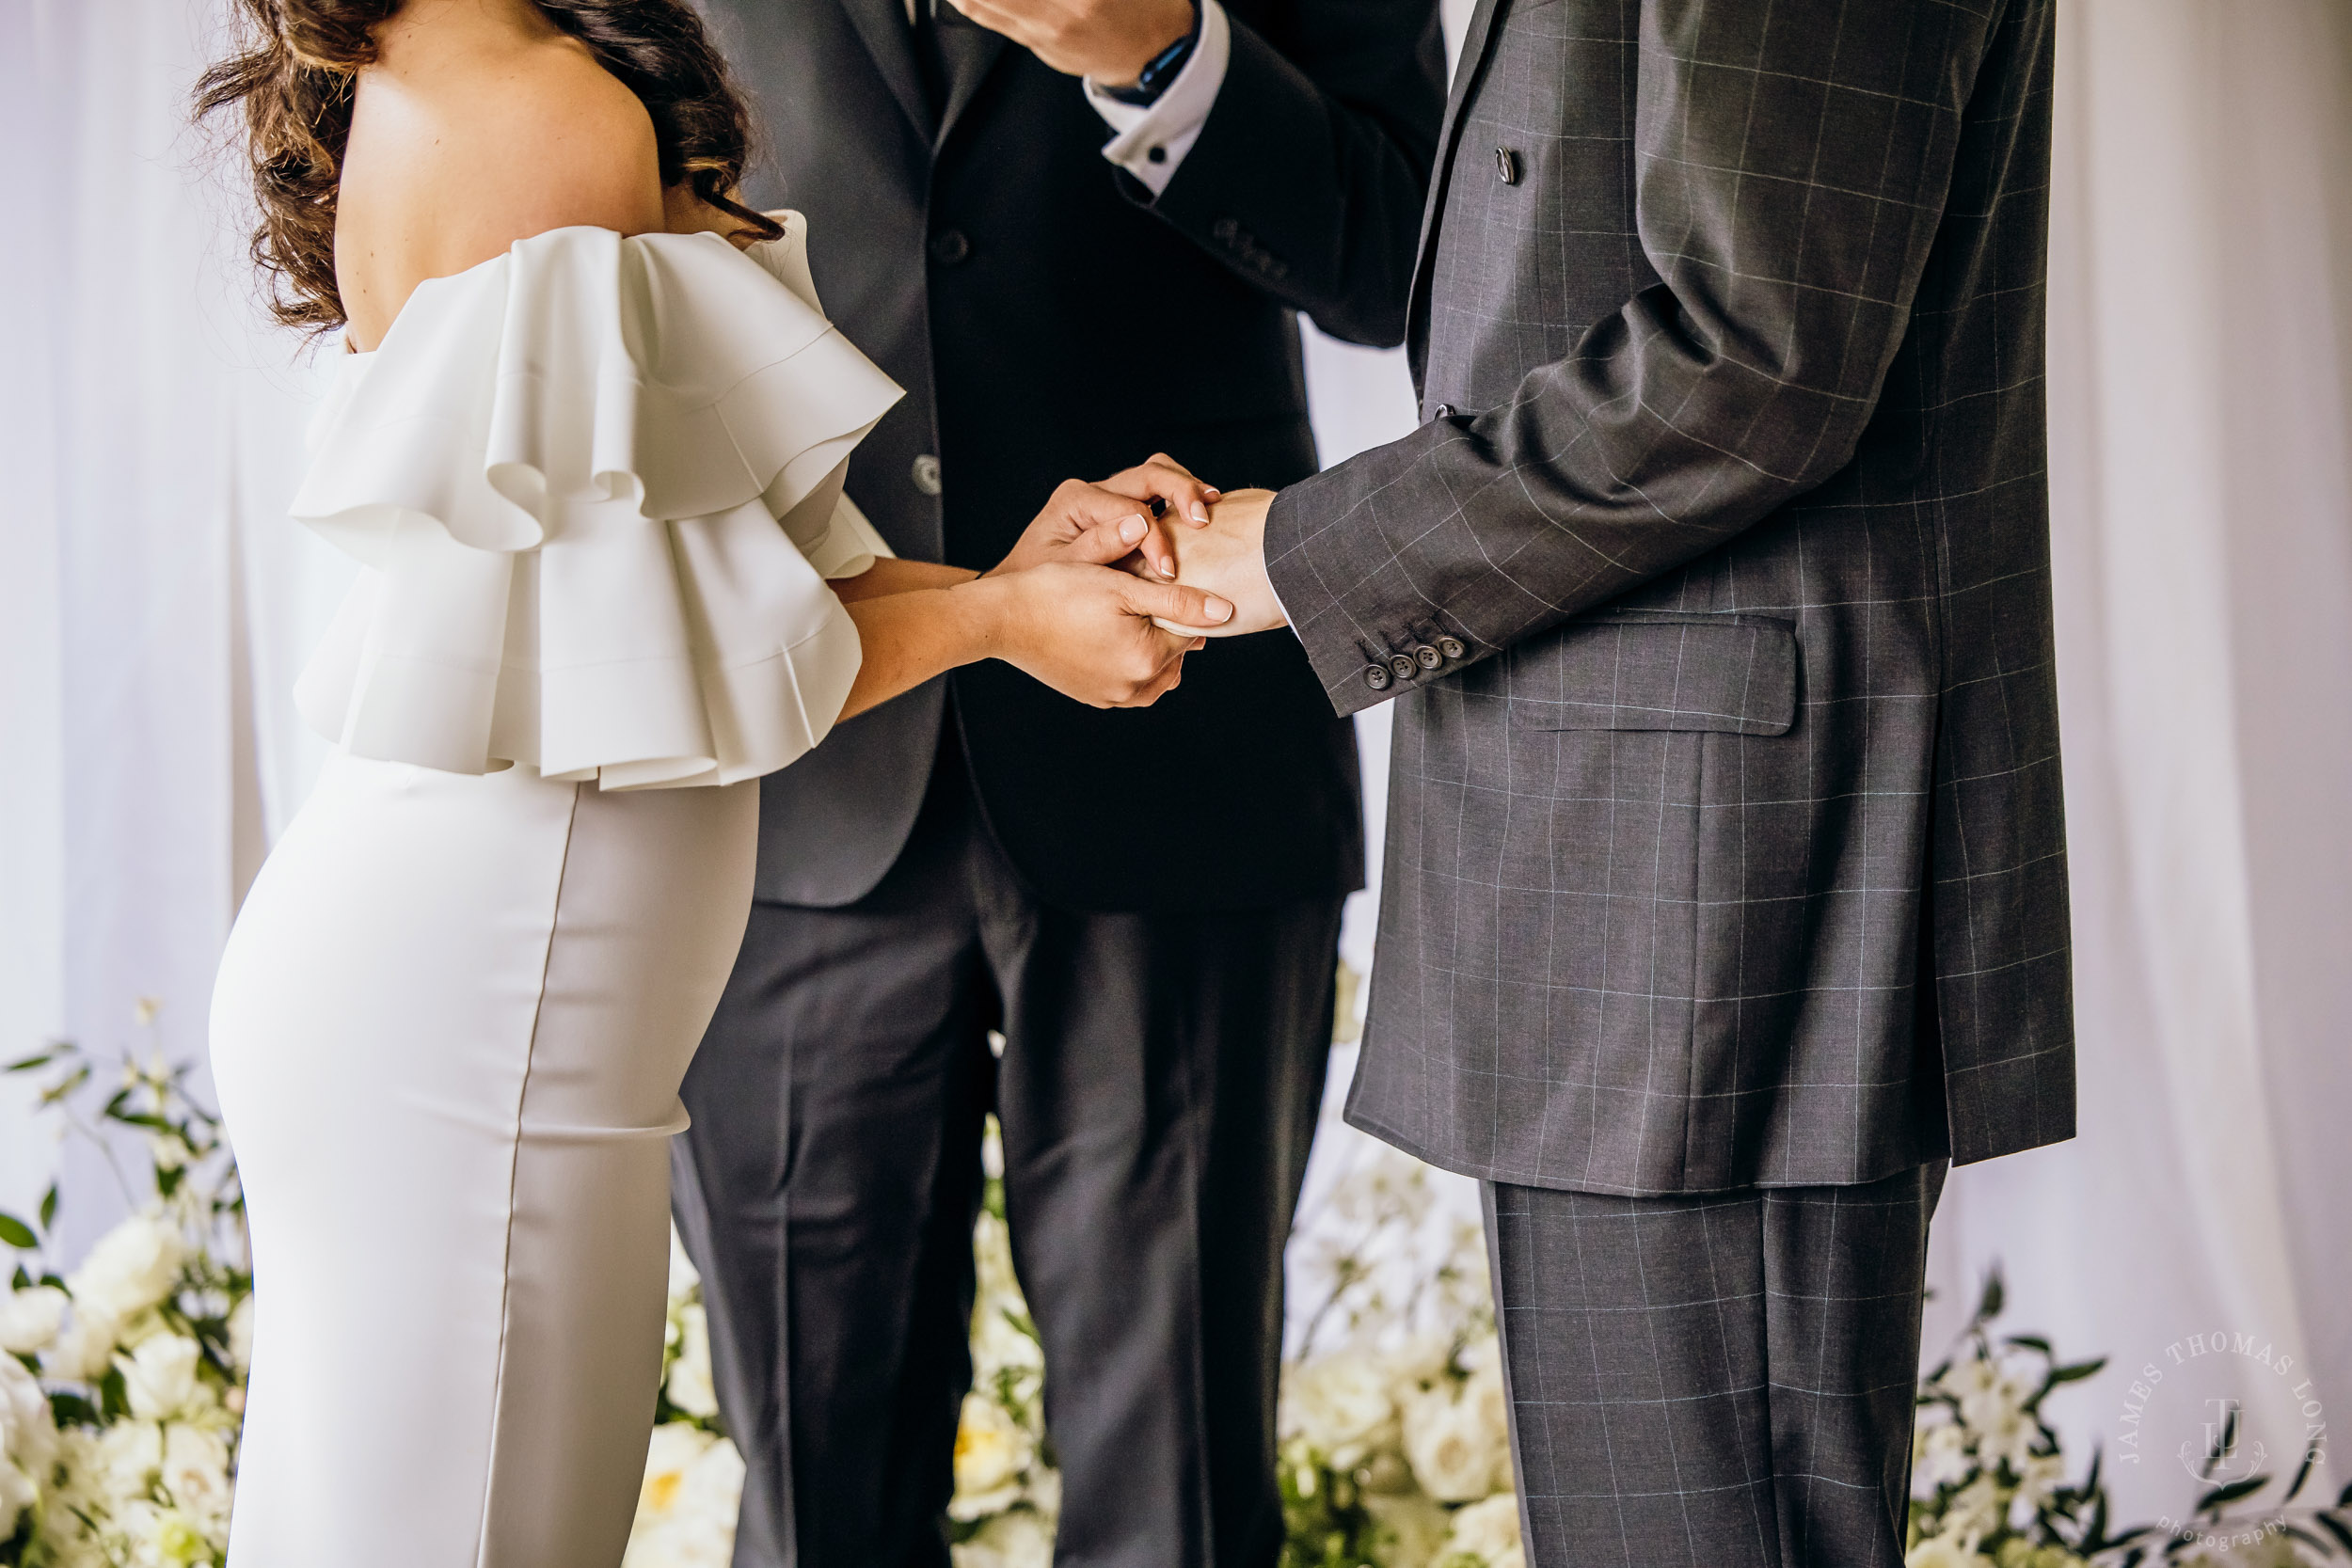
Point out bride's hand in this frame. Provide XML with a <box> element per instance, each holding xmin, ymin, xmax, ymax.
<box><xmin>956</xmin><ymin>563</ymin><xmax>1231</xmax><ymax>708</ymax></box>
<box><xmin>991</xmin><ymin>455</ymin><xmax>1222</xmax><ymax>578</ymax></box>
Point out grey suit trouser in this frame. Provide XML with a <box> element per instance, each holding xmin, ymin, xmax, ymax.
<box><xmin>1485</xmin><ymin>1163</ymin><xmax>1946</xmax><ymax>1568</ymax></box>
<box><xmin>671</xmin><ymin>741</ymin><xmax>1341</xmax><ymax>1568</ymax></box>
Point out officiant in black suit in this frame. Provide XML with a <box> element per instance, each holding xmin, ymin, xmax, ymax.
<box><xmin>669</xmin><ymin>2</ymin><xmax>1444</xmax><ymax>1563</ymax></box>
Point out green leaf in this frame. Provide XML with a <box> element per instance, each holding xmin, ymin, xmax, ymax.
<box><xmin>99</xmin><ymin>1365</ymin><xmax>129</xmax><ymax>1421</ymax></box>
<box><xmin>2046</xmin><ymin>1356</ymin><xmax>2106</xmax><ymax>1386</ymax></box>
<box><xmin>1975</xmin><ymin>1266</ymin><xmax>2005</xmax><ymax>1323</ymax></box>
<box><xmin>2338</xmin><ymin>1476</ymin><xmax>2352</xmax><ymax>1509</ymax></box>
<box><xmin>2195</xmin><ymin>1474</ymin><xmax>2269</xmax><ymax>1513</ymax></box>
<box><xmin>2284</xmin><ymin>1438</ymin><xmax>2318</xmax><ymax>1502</ymax></box>
<box><xmin>8</xmin><ymin>1265</ymin><xmax>25</xmax><ymax>1291</ymax></box>
<box><xmin>2006</xmin><ymin>1334</ymin><xmax>2053</xmax><ymax>1354</ymax></box>
<box><xmin>39</xmin><ymin>1183</ymin><xmax>56</xmax><ymax>1231</ymax></box>
<box><xmin>2315</xmin><ymin>1513</ymin><xmax>2352</xmax><ymax>1559</ymax></box>
<box><xmin>3</xmin><ymin>1051</ymin><xmax>55</xmax><ymax>1073</ymax></box>
<box><xmin>0</xmin><ymin>1212</ymin><xmax>36</xmax><ymax>1249</ymax></box>
<box><xmin>48</xmin><ymin>1390</ymin><xmax>100</xmax><ymax>1428</ymax></box>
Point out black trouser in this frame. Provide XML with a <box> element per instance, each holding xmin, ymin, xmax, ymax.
<box><xmin>1486</xmin><ymin>1163</ymin><xmax>1947</xmax><ymax>1568</ymax></box>
<box><xmin>672</xmin><ymin>744</ymin><xmax>1342</xmax><ymax>1568</ymax></box>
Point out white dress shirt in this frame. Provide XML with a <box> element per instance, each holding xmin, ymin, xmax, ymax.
<box><xmin>1081</xmin><ymin>0</ymin><xmax>1232</xmax><ymax>198</ymax></box>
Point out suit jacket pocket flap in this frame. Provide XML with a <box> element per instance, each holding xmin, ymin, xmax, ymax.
<box><xmin>1506</xmin><ymin>614</ymin><xmax>1798</xmax><ymax>735</ymax></box>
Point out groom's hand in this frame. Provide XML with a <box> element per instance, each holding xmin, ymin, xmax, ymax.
<box><xmin>991</xmin><ymin>457</ymin><xmax>1222</xmax><ymax>579</ymax></box>
<box><xmin>1151</xmin><ymin>488</ymin><xmax>1285</xmax><ymax>637</ymax></box>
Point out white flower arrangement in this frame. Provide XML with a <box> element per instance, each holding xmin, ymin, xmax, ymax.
<box><xmin>8</xmin><ymin>1016</ymin><xmax>2344</xmax><ymax>1568</ymax></box>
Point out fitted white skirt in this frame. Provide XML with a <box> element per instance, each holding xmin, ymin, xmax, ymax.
<box><xmin>210</xmin><ymin>750</ymin><xmax>755</xmax><ymax>1567</ymax></box>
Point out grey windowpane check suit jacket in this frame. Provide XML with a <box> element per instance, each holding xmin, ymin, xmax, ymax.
<box><xmin>1265</xmin><ymin>0</ymin><xmax>2074</xmax><ymax>1195</ymax></box>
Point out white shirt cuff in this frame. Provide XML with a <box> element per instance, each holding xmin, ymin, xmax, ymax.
<box><xmin>1083</xmin><ymin>0</ymin><xmax>1231</xmax><ymax>199</ymax></box>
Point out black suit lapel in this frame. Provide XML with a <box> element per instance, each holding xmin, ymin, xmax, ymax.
<box><xmin>835</xmin><ymin>0</ymin><xmax>932</xmax><ymax>143</ymax></box>
<box><xmin>934</xmin><ymin>24</ymin><xmax>1009</xmax><ymax>149</ymax></box>
<box><xmin>1405</xmin><ymin>0</ymin><xmax>1507</xmax><ymax>382</ymax></box>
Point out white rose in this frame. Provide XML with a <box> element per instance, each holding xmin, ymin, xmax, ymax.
<box><xmin>45</xmin><ymin>1307</ymin><xmax>123</xmax><ymax>1383</ymax></box>
<box><xmin>950</xmin><ymin>1394</ymin><xmax>1034</xmax><ymax>1521</ymax></box>
<box><xmin>1905</xmin><ymin>1536</ymin><xmax>1994</xmax><ymax>1568</ymax></box>
<box><xmin>636</xmin><ymin>1421</ymin><xmax>718</xmax><ymax>1521</ymax></box>
<box><xmin>1441</xmin><ymin>1492</ymin><xmax>1523</xmax><ymax>1562</ymax></box>
<box><xmin>970</xmin><ymin>1304</ymin><xmax>1044</xmax><ymax>1384</ymax></box>
<box><xmin>118</xmin><ymin>1333</ymin><xmax>207</xmax><ymax>1421</ymax></box>
<box><xmin>1916</xmin><ymin>1418</ymin><xmax>1971</xmax><ymax>1488</ymax></box>
<box><xmin>0</xmin><ymin>1353</ymin><xmax>59</xmax><ymax>1540</ymax></box>
<box><xmin>0</xmin><ymin>1285</ymin><xmax>70</xmax><ymax>1355</ymax></box>
<box><xmin>665</xmin><ymin>1304</ymin><xmax>719</xmax><ymax>1418</ymax></box>
<box><xmin>93</xmin><ymin>1418</ymin><xmax>165</xmax><ymax>1513</ymax></box>
<box><xmin>161</xmin><ymin>1423</ymin><xmax>233</xmax><ymax>1529</ymax></box>
<box><xmin>67</xmin><ymin>1215</ymin><xmax>183</xmax><ymax>1323</ymax></box>
<box><xmin>1280</xmin><ymin>1352</ymin><xmax>1395</xmax><ymax>1468</ymax></box>
<box><xmin>226</xmin><ymin>1295</ymin><xmax>257</xmax><ymax>1376</ymax></box>
<box><xmin>1362</xmin><ymin>1492</ymin><xmax>1451</xmax><ymax>1563</ymax></box>
<box><xmin>952</xmin><ymin>1508</ymin><xmax>1055</xmax><ymax>1568</ymax></box>
<box><xmin>1402</xmin><ymin>1386</ymin><xmax>1507</xmax><ymax>1503</ymax></box>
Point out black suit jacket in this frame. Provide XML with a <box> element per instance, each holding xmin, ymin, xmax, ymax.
<box><xmin>1267</xmin><ymin>0</ymin><xmax>2074</xmax><ymax>1192</ymax></box>
<box><xmin>704</xmin><ymin>0</ymin><xmax>1444</xmax><ymax>911</ymax></box>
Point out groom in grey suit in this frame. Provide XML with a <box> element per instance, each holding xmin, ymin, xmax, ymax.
<box><xmin>1173</xmin><ymin>0</ymin><xmax>2075</xmax><ymax>1561</ymax></box>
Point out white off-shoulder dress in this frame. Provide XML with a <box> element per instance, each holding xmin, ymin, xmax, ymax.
<box><xmin>208</xmin><ymin>217</ymin><xmax>900</xmax><ymax>1568</ymax></box>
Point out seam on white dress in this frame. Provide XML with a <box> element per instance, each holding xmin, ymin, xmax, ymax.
<box><xmin>471</xmin><ymin>780</ymin><xmax>584</xmax><ymax>1568</ymax></box>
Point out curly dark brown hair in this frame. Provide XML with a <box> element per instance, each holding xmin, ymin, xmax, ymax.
<box><xmin>196</xmin><ymin>0</ymin><xmax>782</xmax><ymax>332</ymax></box>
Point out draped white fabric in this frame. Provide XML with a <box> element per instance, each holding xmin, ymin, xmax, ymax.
<box><xmin>3</xmin><ymin>0</ymin><xmax>2347</xmax><ymax>1526</ymax></box>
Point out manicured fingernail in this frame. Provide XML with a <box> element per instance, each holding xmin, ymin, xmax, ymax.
<box><xmin>1204</xmin><ymin>487</ymin><xmax>1222</xmax><ymax>499</ymax></box>
<box><xmin>1205</xmin><ymin>596</ymin><xmax>1232</xmax><ymax>622</ymax></box>
<box><xmin>1120</xmin><ymin>515</ymin><xmax>1147</xmax><ymax>544</ymax></box>
<box><xmin>1188</xmin><ymin>502</ymin><xmax>1210</xmax><ymax>523</ymax></box>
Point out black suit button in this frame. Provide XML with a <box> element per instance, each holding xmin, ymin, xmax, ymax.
<box><xmin>1496</xmin><ymin>147</ymin><xmax>1521</xmax><ymax>185</ymax></box>
<box><xmin>1414</xmin><ymin>644</ymin><xmax>1442</xmax><ymax>670</ymax></box>
<box><xmin>1389</xmin><ymin>654</ymin><xmax>1418</xmax><ymax>679</ymax></box>
<box><xmin>1365</xmin><ymin>665</ymin><xmax>1392</xmax><ymax>691</ymax></box>
<box><xmin>930</xmin><ymin>230</ymin><xmax>972</xmax><ymax>266</ymax></box>
<box><xmin>1438</xmin><ymin>636</ymin><xmax>1466</xmax><ymax>660</ymax></box>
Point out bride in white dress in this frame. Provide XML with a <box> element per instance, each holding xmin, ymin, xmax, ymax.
<box><xmin>196</xmin><ymin>2</ymin><xmax>1231</xmax><ymax>1562</ymax></box>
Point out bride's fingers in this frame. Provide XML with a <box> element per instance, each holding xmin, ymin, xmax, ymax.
<box><xmin>1061</xmin><ymin>510</ymin><xmax>1155</xmax><ymax>568</ymax></box>
<box><xmin>1120</xmin><ymin>578</ymin><xmax>1232</xmax><ymax>632</ymax></box>
<box><xmin>1100</xmin><ymin>456</ymin><xmax>1221</xmax><ymax>526</ymax></box>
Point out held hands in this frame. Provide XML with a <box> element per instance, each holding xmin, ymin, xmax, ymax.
<box><xmin>944</xmin><ymin>0</ymin><xmax>1195</xmax><ymax>86</ymax></box>
<box><xmin>968</xmin><ymin>457</ymin><xmax>1233</xmax><ymax>708</ymax></box>
<box><xmin>1135</xmin><ymin>487</ymin><xmax>1286</xmax><ymax>638</ymax></box>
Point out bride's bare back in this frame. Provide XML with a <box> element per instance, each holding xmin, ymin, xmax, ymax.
<box><xmin>335</xmin><ymin>0</ymin><xmax>671</xmax><ymax>350</ymax></box>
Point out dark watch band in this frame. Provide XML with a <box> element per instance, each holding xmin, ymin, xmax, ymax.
<box><xmin>1102</xmin><ymin>4</ymin><xmax>1201</xmax><ymax>107</ymax></box>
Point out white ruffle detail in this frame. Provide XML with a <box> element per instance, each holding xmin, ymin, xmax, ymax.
<box><xmin>290</xmin><ymin>215</ymin><xmax>903</xmax><ymax>789</ymax></box>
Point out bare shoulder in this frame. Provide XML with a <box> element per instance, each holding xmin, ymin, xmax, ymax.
<box><xmin>337</xmin><ymin>17</ymin><xmax>663</xmax><ymax>345</ymax></box>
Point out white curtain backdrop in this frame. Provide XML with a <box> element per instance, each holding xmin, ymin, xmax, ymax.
<box><xmin>3</xmin><ymin>0</ymin><xmax>2346</xmax><ymax>1527</ymax></box>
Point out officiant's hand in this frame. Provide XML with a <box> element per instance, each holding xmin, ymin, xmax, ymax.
<box><xmin>991</xmin><ymin>456</ymin><xmax>1222</xmax><ymax>579</ymax></box>
<box><xmin>1136</xmin><ymin>488</ymin><xmax>1286</xmax><ymax>637</ymax></box>
<box><xmin>945</xmin><ymin>0</ymin><xmax>1195</xmax><ymax>87</ymax></box>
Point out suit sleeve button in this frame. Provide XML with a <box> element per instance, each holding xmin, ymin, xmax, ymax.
<box><xmin>1365</xmin><ymin>665</ymin><xmax>1392</xmax><ymax>691</ymax></box>
<box><xmin>929</xmin><ymin>230</ymin><xmax>972</xmax><ymax>266</ymax></box>
<box><xmin>1438</xmin><ymin>637</ymin><xmax>1466</xmax><ymax>659</ymax></box>
<box><xmin>1389</xmin><ymin>654</ymin><xmax>1418</xmax><ymax>678</ymax></box>
<box><xmin>1414</xmin><ymin>644</ymin><xmax>1442</xmax><ymax>670</ymax></box>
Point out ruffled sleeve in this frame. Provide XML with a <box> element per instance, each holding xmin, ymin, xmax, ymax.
<box><xmin>290</xmin><ymin>214</ymin><xmax>903</xmax><ymax>790</ymax></box>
